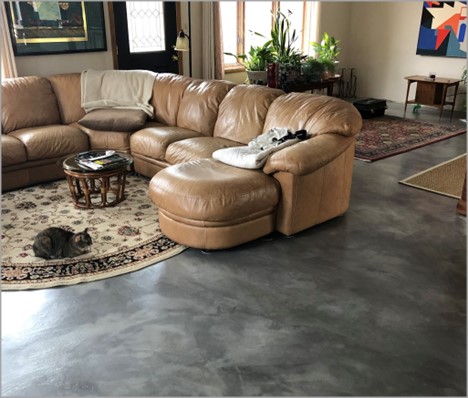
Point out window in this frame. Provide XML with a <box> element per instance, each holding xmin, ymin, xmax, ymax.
<box><xmin>125</xmin><ymin>1</ymin><xmax>165</xmax><ymax>53</ymax></box>
<box><xmin>220</xmin><ymin>1</ymin><xmax>320</xmax><ymax>70</ymax></box>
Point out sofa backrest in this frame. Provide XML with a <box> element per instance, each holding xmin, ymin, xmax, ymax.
<box><xmin>176</xmin><ymin>79</ymin><xmax>235</xmax><ymax>136</ymax></box>
<box><xmin>2</xmin><ymin>76</ymin><xmax>61</xmax><ymax>134</ymax></box>
<box><xmin>151</xmin><ymin>73</ymin><xmax>193</xmax><ymax>126</ymax></box>
<box><xmin>213</xmin><ymin>85</ymin><xmax>284</xmax><ymax>144</ymax></box>
<box><xmin>263</xmin><ymin>93</ymin><xmax>362</xmax><ymax>138</ymax></box>
<box><xmin>48</xmin><ymin>72</ymin><xmax>86</xmax><ymax>124</ymax></box>
<box><xmin>48</xmin><ymin>71</ymin><xmax>193</xmax><ymax>127</ymax></box>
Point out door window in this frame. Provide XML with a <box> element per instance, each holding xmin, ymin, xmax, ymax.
<box><xmin>125</xmin><ymin>2</ymin><xmax>165</xmax><ymax>53</ymax></box>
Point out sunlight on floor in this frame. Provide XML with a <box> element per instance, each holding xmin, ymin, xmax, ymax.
<box><xmin>1</xmin><ymin>291</ymin><xmax>48</xmax><ymax>337</ymax></box>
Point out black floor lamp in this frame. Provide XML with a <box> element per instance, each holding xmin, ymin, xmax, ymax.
<box><xmin>174</xmin><ymin>3</ymin><xmax>192</xmax><ymax>77</ymax></box>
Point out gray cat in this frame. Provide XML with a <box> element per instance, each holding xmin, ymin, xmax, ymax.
<box><xmin>33</xmin><ymin>227</ymin><xmax>93</xmax><ymax>259</ymax></box>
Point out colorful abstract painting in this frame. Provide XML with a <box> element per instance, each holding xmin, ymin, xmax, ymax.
<box><xmin>416</xmin><ymin>1</ymin><xmax>467</xmax><ymax>57</ymax></box>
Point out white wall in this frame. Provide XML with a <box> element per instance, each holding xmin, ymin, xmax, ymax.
<box><xmin>15</xmin><ymin>2</ymin><xmax>114</xmax><ymax>77</ymax></box>
<box><xmin>320</xmin><ymin>2</ymin><xmax>353</xmax><ymax>70</ymax></box>
<box><xmin>347</xmin><ymin>2</ymin><xmax>466</xmax><ymax>108</ymax></box>
<box><xmin>13</xmin><ymin>1</ymin><xmax>466</xmax><ymax>110</ymax></box>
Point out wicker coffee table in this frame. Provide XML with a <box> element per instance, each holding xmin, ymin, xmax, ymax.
<box><xmin>62</xmin><ymin>151</ymin><xmax>133</xmax><ymax>209</ymax></box>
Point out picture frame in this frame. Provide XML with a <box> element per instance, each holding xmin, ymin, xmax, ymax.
<box><xmin>416</xmin><ymin>1</ymin><xmax>467</xmax><ymax>58</ymax></box>
<box><xmin>5</xmin><ymin>1</ymin><xmax>107</xmax><ymax>56</ymax></box>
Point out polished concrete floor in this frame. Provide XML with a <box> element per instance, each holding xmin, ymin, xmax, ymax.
<box><xmin>2</xmin><ymin>103</ymin><xmax>466</xmax><ymax>396</ymax></box>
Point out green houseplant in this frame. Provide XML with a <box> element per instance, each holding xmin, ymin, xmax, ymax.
<box><xmin>311</xmin><ymin>32</ymin><xmax>341</xmax><ymax>75</ymax></box>
<box><xmin>225</xmin><ymin>40</ymin><xmax>273</xmax><ymax>84</ymax></box>
<box><xmin>269</xmin><ymin>9</ymin><xmax>306</xmax><ymax>87</ymax></box>
<box><xmin>302</xmin><ymin>57</ymin><xmax>325</xmax><ymax>82</ymax></box>
<box><xmin>225</xmin><ymin>40</ymin><xmax>273</xmax><ymax>72</ymax></box>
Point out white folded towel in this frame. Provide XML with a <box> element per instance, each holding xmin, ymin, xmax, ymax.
<box><xmin>213</xmin><ymin>128</ymin><xmax>308</xmax><ymax>169</ymax></box>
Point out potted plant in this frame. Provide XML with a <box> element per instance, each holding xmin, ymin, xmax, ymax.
<box><xmin>311</xmin><ymin>32</ymin><xmax>341</xmax><ymax>77</ymax></box>
<box><xmin>269</xmin><ymin>9</ymin><xmax>306</xmax><ymax>87</ymax></box>
<box><xmin>225</xmin><ymin>40</ymin><xmax>274</xmax><ymax>85</ymax></box>
<box><xmin>302</xmin><ymin>57</ymin><xmax>325</xmax><ymax>82</ymax></box>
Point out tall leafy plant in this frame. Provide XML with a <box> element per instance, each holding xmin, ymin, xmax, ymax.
<box><xmin>270</xmin><ymin>9</ymin><xmax>304</xmax><ymax>66</ymax></box>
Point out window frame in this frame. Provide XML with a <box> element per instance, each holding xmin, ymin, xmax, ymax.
<box><xmin>222</xmin><ymin>1</ymin><xmax>312</xmax><ymax>73</ymax></box>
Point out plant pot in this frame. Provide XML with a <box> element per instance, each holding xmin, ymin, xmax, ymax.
<box><xmin>278</xmin><ymin>64</ymin><xmax>302</xmax><ymax>89</ymax></box>
<box><xmin>302</xmin><ymin>60</ymin><xmax>324</xmax><ymax>82</ymax></box>
<box><xmin>246</xmin><ymin>70</ymin><xmax>268</xmax><ymax>85</ymax></box>
<box><xmin>267</xmin><ymin>63</ymin><xmax>279</xmax><ymax>88</ymax></box>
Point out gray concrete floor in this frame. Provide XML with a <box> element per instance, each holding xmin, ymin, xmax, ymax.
<box><xmin>2</xmin><ymin>102</ymin><xmax>466</xmax><ymax>396</ymax></box>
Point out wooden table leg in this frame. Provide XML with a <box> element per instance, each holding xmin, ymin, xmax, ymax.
<box><xmin>63</xmin><ymin>166</ymin><xmax>129</xmax><ymax>209</ymax></box>
<box><xmin>404</xmin><ymin>80</ymin><xmax>412</xmax><ymax>116</ymax></box>
<box><xmin>99</xmin><ymin>177</ymin><xmax>105</xmax><ymax>206</ymax></box>
<box><xmin>440</xmin><ymin>84</ymin><xmax>448</xmax><ymax>119</ymax></box>
<box><xmin>326</xmin><ymin>80</ymin><xmax>334</xmax><ymax>96</ymax></box>
<box><xmin>450</xmin><ymin>82</ymin><xmax>460</xmax><ymax>121</ymax></box>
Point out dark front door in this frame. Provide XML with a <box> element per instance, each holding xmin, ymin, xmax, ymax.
<box><xmin>112</xmin><ymin>2</ymin><xmax>179</xmax><ymax>73</ymax></box>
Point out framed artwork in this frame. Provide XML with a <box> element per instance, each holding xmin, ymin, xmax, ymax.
<box><xmin>416</xmin><ymin>1</ymin><xmax>467</xmax><ymax>57</ymax></box>
<box><xmin>5</xmin><ymin>1</ymin><xmax>107</xmax><ymax>56</ymax></box>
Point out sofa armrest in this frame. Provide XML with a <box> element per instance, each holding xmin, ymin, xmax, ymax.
<box><xmin>262</xmin><ymin>133</ymin><xmax>356</xmax><ymax>175</ymax></box>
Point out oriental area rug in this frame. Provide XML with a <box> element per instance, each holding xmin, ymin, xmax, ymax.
<box><xmin>1</xmin><ymin>174</ymin><xmax>186</xmax><ymax>290</ymax></box>
<box><xmin>399</xmin><ymin>154</ymin><xmax>466</xmax><ymax>199</ymax></box>
<box><xmin>355</xmin><ymin>115</ymin><xmax>466</xmax><ymax>162</ymax></box>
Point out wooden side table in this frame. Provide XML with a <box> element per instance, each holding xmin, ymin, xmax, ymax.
<box><xmin>404</xmin><ymin>75</ymin><xmax>461</xmax><ymax>119</ymax></box>
<box><xmin>62</xmin><ymin>152</ymin><xmax>133</xmax><ymax>209</ymax></box>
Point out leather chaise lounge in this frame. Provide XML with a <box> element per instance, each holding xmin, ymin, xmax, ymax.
<box><xmin>1</xmin><ymin>71</ymin><xmax>362</xmax><ymax>250</ymax></box>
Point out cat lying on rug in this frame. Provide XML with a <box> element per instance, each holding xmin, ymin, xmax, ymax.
<box><xmin>33</xmin><ymin>227</ymin><xmax>93</xmax><ymax>259</ymax></box>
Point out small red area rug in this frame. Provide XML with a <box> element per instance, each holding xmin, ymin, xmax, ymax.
<box><xmin>355</xmin><ymin>116</ymin><xmax>466</xmax><ymax>162</ymax></box>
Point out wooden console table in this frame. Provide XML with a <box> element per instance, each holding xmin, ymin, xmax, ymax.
<box><xmin>404</xmin><ymin>75</ymin><xmax>461</xmax><ymax>119</ymax></box>
<box><xmin>282</xmin><ymin>75</ymin><xmax>340</xmax><ymax>96</ymax></box>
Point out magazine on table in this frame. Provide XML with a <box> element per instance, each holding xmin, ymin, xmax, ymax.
<box><xmin>75</xmin><ymin>150</ymin><xmax>115</xmax><ymax>162</ymax></box>
<box><xmin>76</xmin><ymin>152</ymin><xmax>127</xmax><ymax>170</ymax></box>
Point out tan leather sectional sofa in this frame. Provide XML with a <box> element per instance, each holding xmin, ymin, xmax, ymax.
<box><xmin>1</xmin><ymin>72</ymin><xmax>362</xmax><ymax>249</ymax></box>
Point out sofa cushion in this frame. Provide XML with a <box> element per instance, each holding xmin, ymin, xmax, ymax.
<box><xmin>9</xmin><ymin>125</ymin><xmax>89</xmax><ymax>161</ymax></box>
<box><xmin>2</xmin><ymin>76</ymin><xmax>61</xmax><ymax>134</ymax></box>
<box><xmin>48</xmin><ymin>73</ymin><xmax>85</xmax><ymax>124</ymax></box>
<box><xmin>1</xmin><ymin>135</ymin><xmax>27</xmax><ymax>166</ymax></box>
<box><xmin>166</xmin><ymin>137</ymin><xmax>242</xmax><ymax>165</ymax></box>
<box><xmin>151</xmin><ymin>73</ymin><xmax>193</xmax><ymax>126</ymax></box>
<box><xmin>176</xmin><ymin>79</ymin><xmax>235</xmax><ymax>136</ymax></box>
<box><xmin>130</xmin><ymin>126</ymin><xmax>202</xmax><ymax>161</ymax></box>
<box><xmin>78</xmin><ymin>109</ymin><xmax>148</xmax><ymax>132</ymax></box>
<box><xmin>72</xmin><ymin>123</ymin><xmax>132</xmax><ymax>152</ymax></box>
<box><xmin>149</xmin><ymin>158</ymin><xmax>280</xmax><ymax>221</ymax></box>
<box><xmin>264</xmin><ymin>93</ymin><xmax>362</xmax><ymax>138</ymax></box>
<box><xmin>213</xmin><ymin>85</ymin><xmax>284</xmax><ymax>144</ymax></box>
